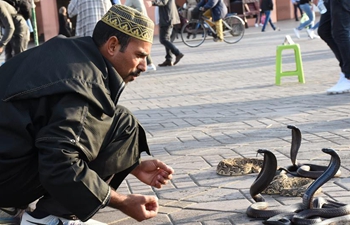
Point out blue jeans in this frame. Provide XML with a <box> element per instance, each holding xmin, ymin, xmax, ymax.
<box><xmin>297</xmin><ymin>3</ymin><xmax>314</xmax><ymax>30</ymax></box>
<box><xmin>311</xmin><ymin>21</ymin><xmax>319</xmax><ymax>30</ymax></box>
<box><xmin>261</xmin><ymin>11</ymin><xmax>276</xmax><ymax>31</ymax></box>
<box><xmin>318</xmin><ymin>0</ymin><xmax>350</xmax><ymax>78</ymax></box>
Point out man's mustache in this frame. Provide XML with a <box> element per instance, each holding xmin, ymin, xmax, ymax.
<box><xmin>129</xmin><ymin>69</ymin><xmax>142</xmax><ymax>77</ymax></box>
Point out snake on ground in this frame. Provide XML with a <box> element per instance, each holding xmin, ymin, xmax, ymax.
<box><xmin>246</xmin><ymin>148</ymin><xmax>350</xmax><ymax>224</ymax></box>
<box><xmin>279</xmin><ymin>125</ymin><xmax>341</xmax><ymax>179</ymax></box>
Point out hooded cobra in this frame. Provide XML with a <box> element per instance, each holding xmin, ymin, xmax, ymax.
<box><xmin>279</xmin><ymin>125</ymin><xmax>341</xmax><ymax>179</ymax></box>
<box><xmin>259</xmin><ymin>148</ymin><xmax>350</xmax><ymax>225</ymax></box>
<box><xmin>246</xmin><ymin>149</ymin><xmax>304</xmax><ymax>219</ymax></box>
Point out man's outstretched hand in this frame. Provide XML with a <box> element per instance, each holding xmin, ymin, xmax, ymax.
<box><xmin>109</xmin><ymin>192</ymin><xmax>159</xmax><ymax>222</ymax></box>
<box><xmin>131</xmin><ymin>159</ymin><xmax>174</xmax><ymax>188</ymax></box>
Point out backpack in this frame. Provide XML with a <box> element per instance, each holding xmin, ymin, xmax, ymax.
<box><xmin>3</xmin><ymin>0</ymin><xmax>32</xmax><ymax>20</ymax></box>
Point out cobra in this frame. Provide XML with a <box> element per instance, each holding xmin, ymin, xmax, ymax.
<box><xmin>279</xmin><ymin>125</ymin><xmax>341</xmax><ymax>179</ymax></box>
<box><xmin>246</xmin><ymin>149</ymin><xmax>304</xmax><ymax>219</ymax></box>
<box><xmin>248</xmin><ymin>148</ymin><xmax>350</xmax><ymax>225</ymax></box>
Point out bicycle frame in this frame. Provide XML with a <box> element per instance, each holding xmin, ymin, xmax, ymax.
<box><xmin>201</xmin><ymin>17</ymin><xmax>216</xmax><ymax>36</ymax></box>
<box><xmin>201</xmin><ymin>16</ymin><xmax>235</xmax><ymax>37</ymax></box>
<box><xmin>180</xmin><ymin>13</ymin><xmax>245</xmax><ymax>47</ymax></box>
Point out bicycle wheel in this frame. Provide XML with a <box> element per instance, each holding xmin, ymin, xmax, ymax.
<box><xmin>180</xmin><ymin>19</ymin><xmax>207</xmax><ymax>47</ymax></box>
<box><xmin>222</xmin><ymin>15</ymin><xmax>245</xmax><ymax>44</ymax></box>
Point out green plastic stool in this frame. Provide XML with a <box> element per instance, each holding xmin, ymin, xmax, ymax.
<box><xmin>275</xmin><ymin>43</ymin><xmax>305</xmax><ymax>85</ymax></box>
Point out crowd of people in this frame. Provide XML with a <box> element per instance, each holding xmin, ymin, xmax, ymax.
<box><xmin>0</xmin><ymin>0</ymin><xmax>350</xmax><ymax>224</ymax></box>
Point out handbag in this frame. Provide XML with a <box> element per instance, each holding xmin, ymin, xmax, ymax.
<box><xmin>260</xmin><ymin>14</ymin><xmax>266</xmax><ymax>24</ymax></box>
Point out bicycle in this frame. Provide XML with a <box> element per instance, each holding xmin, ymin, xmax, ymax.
<box><xmin>180</xmin><ymin>13</ymin><xmax>245</xmax><ymax>47</ymax></box>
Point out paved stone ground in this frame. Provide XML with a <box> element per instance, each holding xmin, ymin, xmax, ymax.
<box><xmin>92</xmin><ymin>18</ymin><xmax>350</xmax><ymax>225</ymax></box>
<box><xmin>4</xmin><ymin>18</ymin><xmax>350</xmax><ymax>225</ymax></box>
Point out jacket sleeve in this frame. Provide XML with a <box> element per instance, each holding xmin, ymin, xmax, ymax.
<box><xmin>35</xmin><ymin>93</ymin><xmax>113</xmax><ymax>221</ymax></box>
<box><xmin>0</xmin><ymin>4</ymin><xmax>15</xmax><ymax>47</ymax></box>
<box><xmin>203</xmin><ymin>0</ymin><xmax>219</xmax><ymax>9</ymax></box>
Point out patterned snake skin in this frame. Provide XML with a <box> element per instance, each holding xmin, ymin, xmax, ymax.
<box><xmin>216</xmin><ymin>158</ymin><xmax>321</xmax><ymax>197</ymax></box>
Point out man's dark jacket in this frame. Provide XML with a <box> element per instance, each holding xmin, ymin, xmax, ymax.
<box><xmin>0</xmin><ymin>36</ymin><xmax>125</xmax><ymax>221</ymax></box>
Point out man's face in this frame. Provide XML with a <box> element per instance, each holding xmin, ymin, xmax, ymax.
<box><xmin>111</xmin><ymin>38</ymin><xmax>152</xmax><ymax>83</ymax></box>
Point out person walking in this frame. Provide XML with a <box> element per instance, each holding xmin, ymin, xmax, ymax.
<box><xmin>318</xmin><ymin>0</ymin><xmax>350</xmax><ymax>94</ymax></box>
<box><xmin>293</xmin><ymin>0</ymin><xmax>314</xmax><ymax>39</ymax></box>
<box><xmin>152</xmin><ymin>0</ymin><xmax>184</xmax><ymax>67</ymax></box>
<box><xmin>0</xmin><ymin>0</ymin><xmax>29</xmax><ymax>61</ymax></box>
<box><xmin>260</xmin><ymin>0</ymin><xmax>278</xmax><ymax>32</ymax></box>
<box><xmin>0</xmin><ymin>5</ymin><xmax>174</xmax><ymax>225</ymax></box>
<box><xmin>68</xmin><ymin>0</ymin><xmax>112</xmax><ymax>37</ymax></box>
<box><xmin>125</xmin><ymin>0</ymin><xmax>157</xmax><ymax>71</ymax></box>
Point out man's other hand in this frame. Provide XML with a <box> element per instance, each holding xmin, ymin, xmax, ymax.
<box><xmin>131</xmin><ymin>159</ymin><xmax>174</xmax><ymax>188</ymax></box>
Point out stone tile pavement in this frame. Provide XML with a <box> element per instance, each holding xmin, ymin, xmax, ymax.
<box><xmin>94</xmin><ymin>18</ymin><xmax>350</xmax><ymax>225</ymax></box>
<box><xmin>3</xmin><ymin>18</ymin><xmax>350</xmax><ymax>225</ymax></box>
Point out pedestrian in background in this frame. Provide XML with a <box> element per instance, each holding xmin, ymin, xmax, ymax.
<box><xmin>125</xmin><ymin>0</ymin><xmax>157</xmax><ymax>71</ymax></box>
<box><xmin>260</xmin><ymin>0</ymin><xmax>278</xmax><ymax>32</ymax></box>
<box><xmin>293</xmin><ymin>0</ymin><xmax>314</xmax><ymax>39</ymax></box>
<box><xmin>0</xmin><ymin>0</ymin><xmax>29</xmax><ymax>61</ymax></box>
<box><xmin>318</xmin><ymin>0</ymin><xmax>350</xmax><ymax>94</ymax></box>
<box><xmin>291</xmin><ymin>0</ymin><xmax>303</xmax><ymax>21</ymax></box>
<box><xmin>58</xmin><ymin>6</ymin><xmax>73</xmax><ymax>37</ymax></box>
<box><xmin>68</xmin><ymin>0</ymin><xmax>111</xmax><ymax>37</ymax></box>
<box><xmin>152</xmin><ymin>0</ymin><xmax>184</xmax><ymax>67</ymax></box>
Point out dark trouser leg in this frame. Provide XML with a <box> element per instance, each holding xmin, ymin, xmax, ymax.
<box><xmin>33</xmin><ymin>105</ymin><xmax>151</xmax><ymax>219</ymax></box>
<box><xmin>4</xmin><ymin>32</ymin><xmax>29</xmax><ymax>62</ymax></box>
<box><xmin>159</xmin><ymin>25</ymin><xmax>180</xmax><ymax>61</ymax></box>
<box><xmin>146</xmin><ymin>55</ymin><xmax>153</xmax><ymax>65</ymax></box>
<box><xmin>331</xmin><ymin>0</ymin><xmax>350</xmax><ymax>78</ymax></box>
<box><xmin>4</xmin><ymin>42</ymin><xmax>13</xmax><ymax>62</ymax></box>
<box><xmin>318</xmin><ymin>0</ymin><xmax>343</xmax><ymax>70</ymax></box>
<box><xmin>12</xmin><ymin>34</ymin><xmax>29</xmax><ymax>56</ymax></box>
<box><xmin>0</xmin><ymin>156</ymin><xmax>45</xmax><ymax>207</ymax></box>
<box><xmin>293</xmin><ymin>4</ymin><xmax>299</xmax><ymax>20</ymax></box>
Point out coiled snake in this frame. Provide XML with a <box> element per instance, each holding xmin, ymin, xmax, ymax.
<box><xmin>216</xmin><ymin>125</ymin><xmax>341</xmax><ymax>197</ymax></box>
<box><xmin>246</xmin><ymin>148</ymin><xmax>350</xmax><ymax>224</ymax></box>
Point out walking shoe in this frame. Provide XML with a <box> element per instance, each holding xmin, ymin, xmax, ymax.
<box><xmin>146</xmin><ymin>63</ymin><xmax>156</xmax><ymax>72</ymax></box>
<box><xmin>312</xmin><ymin>32</ymin><xmax>320</xmax><ymax>39</ymax></box>
<box><xmin>158</xmin><ymin>60</ymin><xmax>173</xmax><ymax>67</ymax></box>
<box><xmin>21</xmin><ymin>212</ymin><xmax>107</xmax><ymax>225</ymax></box>
<box><xmin>293</xmin><ymin>28</ymin><xmax>300</xmax><ymax>39</ymax></box>
<box><xmin>326</xmin><ymin>72</ymin><xmax>350</xmax><ymax>94</ymax></box>
<box><xmin>306</xmin><ymin>29</ymin><xmax>314</xmax><ymax>39</ymax></box>
<box><xmin>174</xmin><ymin>53</ymin><xmax>184</xmax><ymax>65</ymax></box>
<box><xmin>0</xmin><ymin>207</ymin><xmax>23</xmax><ymax>224</ymax></box>
<box><xmin>254</xmin><ymin>23</ymin><xmax>259</xmax><ymax>27</ymax></box>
